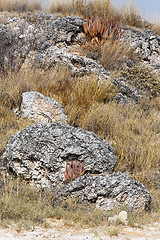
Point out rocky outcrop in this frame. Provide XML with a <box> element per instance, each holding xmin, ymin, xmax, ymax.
<box><xmin>1</xmin><ymin>13</ymin><xmax>160</xmax><ymax>72</ymax></box>
<box><xmin>55</xmin><ymin>173</ymin><xmax>152</xmax><ymax>212</ymax></box>
<box><xmin>20</xmin><ymin>91</ymin><xmax>67</xmax><ymax>124</ymax></box>
<box><xmin>0</xmin><ymin>18</ymin><xmax>34</xmax><ymax>71</ymax></box>
<box><xmin>0</xmin><ymin>13</ymin><xmax>83</xmax><ymax>71</ymax></box>
<box><xmin>122</xmin><ymin>26</ymin><xmax>160</xmax><ymax>68</ymax></box>
<box><xmin>1</xmin><ymin>122</ymin><xmax>152</xmax><ymax>212</ymax></box>
<box><xmin>0</xmin><ymin>13</ymin><xmax>111</xmax><ymax>81</ymax></box>
<box><xmin>111</xmin><ymin>26</ymin><xmax>160</xmax><ymax>102</ymax></box>
<box><xmin>113</xmin><ymin>77</ymin><xmax>144</xmax><ymax>103</ymax></box>
<box><xmin>1</xmin><ymin>13</ymin><xmax>160</xmax><ymax>102</ymax></box>
<box><xmin>26</xmin><ymin>13</ymin><xmax>84</xmax><ymax>49</ymax></box>
<box><xmin>1</xmin><ymin>122</ymin><xmax>116</xmax><ymax>189</ymax></box>
<box><xmin>26</xmin><ymin>47</ymin><xmax>110</xmax><ymax>80</ymax></box>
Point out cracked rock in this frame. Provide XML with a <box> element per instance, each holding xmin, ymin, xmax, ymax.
<box><xmin>1</xmin><ymin>122</ymin><xmax>116</xmax><ymax>189</ymax></box>
<box><xmin>20</xmin><ymin>91</ymin><xmax>67</xmax><ymax>124</ymax></box>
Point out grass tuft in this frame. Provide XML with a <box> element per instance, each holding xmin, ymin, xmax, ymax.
<box><xmin>46</xmin><ymin>0</ymin><xmax>147</xmax><ymax>28</ymax></box>
<box><xmin>122</xmin><ymin>2</ymin><xmax>144</xmax><ymax>27</ymax></box>
<box><xmin>121</xmin><ymin>65</ymin><xmax>160</xmax><ymax>98</ymax></box>
<box><xmin>106</xmin><ymin>225</ymin><xmax>120</xmax><ymax>237</ymax></box>
<box><xmin>79</xmin><ymin>99</ymin><xmax>160</xmax><ymax>188</ymax></box>
<box><xmin>0</xmin><ymin>0</ymin><xmax>41</xmax><ymax>12</ymax></box>
<box><xmin>101</xmin><ymin>39</ymin><xmax>136</xmax><ymax>72</ymax></box>
<box><xmin>0</xmin><ymin>175</ymin><xmax>54</xmax><ymax>229</ymax></box>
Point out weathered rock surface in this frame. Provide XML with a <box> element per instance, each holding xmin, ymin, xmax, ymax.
<box><xmin>26</xmin><ymin>13</ymin><xmax>84</xmax><ymax>49</ymax></box>
<box><xmin>1</xmin><ymin>12</ymin><xmax>160</xmax><ymax>102</ymax></box>
<box><xmin>1</xmin><ymin>122</ymin><xmax>152</xmax><ymax>211</ymax></box>
<box><xmin>122</xmin><ymin>26</ymin><xmax>160</xmax><ymax>69</ymax></box>
<box><xmin>0</xmin><ymin>13</ymin><xmax>111</xmax><ymax>81</ymax></box>
<box><xmin>55</xmin><ymin>173</ymin><xmax>152</xmax><ymax>212</ymax></box>
<box><xmin>1</xmin><ymin>122</ymin><xmax>116</xmax><ymax>189</ymax></box>
<box><xmin>26</xmin><ymin>47</ymin><xmax>110</xmax><ymax>80</ymax></box>
<box><xmin>20</xmin><ymin>91</ymin><xmax>67</xmax><ymax>123</ymax></box>
<box><xmin>113</xmin><ymin>76</ymin><xmax>144</xmax><ymax>103</ymax></box>
<box><xmin>108</xmin><ymin>211</ymin><xmax>128</xmax><ymax>225</ymax></box>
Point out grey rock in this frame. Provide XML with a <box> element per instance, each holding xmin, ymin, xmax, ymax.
<box><xmin>20</xmin><ymin>91</ymin><xmax>67</xmax><ymax>124</ymax></box>
<box><xmin>26</xmin><ymin>47</ymin><xmax>110</xmax><ymax>80</ymax></box>
<box><xmin>122</xmin><ymin>26</ymin><xmax>160</xmax><ymax>68</ymax></box>
<box><xmin>0</xmin><ymin>13</ymin><xmax>83</xmax><ymax>71</ymax></box>
<box><xmin>1</xmin><ymin>122</ymin><xmax>152</xmax><ymax>212</ymax></box>
<box><xmin>108</xmin><ymin>211</ymin><xmax>128</xmax><ymax>225</ymax></box>
<box><xmin>26</xmin><ymin>13</ymin><xmax>83</xmax><ymax>50</ymax></box>
<box><xmin>1</xmin><ymin>122</ymin><xmax>116</xmax><ymax>189</ymax></box>
<box><xmin>0</xmin><ymin>13</ymin><xmax>111</xmax><ymax>81</ymax></box>
<box><xmin>113</xmin><ymin>77</ymin><xmax>144</xmax><ymax>103</ymax></box>
<box><xmin>55</xmin><ymin>173</ymin><xmax>152</xmax><ymax>212</ymax></box>
<box><xmin>0</xmin><ymin>19</ymin><xmax>35</xmax><ymax>71</ymax></box>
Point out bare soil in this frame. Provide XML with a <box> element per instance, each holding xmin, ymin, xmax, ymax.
<box><xmin>0</xmin><ymin>219</ymin><xmax>160</xmax><ymax>240</ymax></box>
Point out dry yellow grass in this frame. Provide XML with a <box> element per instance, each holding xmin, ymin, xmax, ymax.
<box><xmin>0</xmin><ymin>65</ymin><xmax>160</xmax><ymax>228</ymax></box>
<box><xmin>0</xmin><ymin>0</ymin><xmax>41</xmax><ymax>12</ymax></box>
<box><xmin>152</xmin><ymin>23</ymin><xmax>160</xmax><ymax>36</ymax></box>
<box><xmin>151</xmin><ymin>16</ymin><xmax>160</xmax><ymax>36</ymax></box>
<box><xmin>46</xmin><ymin>0</ymin><xmax>146</xmax><ymax>28</ymax></box>
<box><xmin>0</xmin><ymin>174</ymin><xmax>54</xmax><ymax>229</ymax></box>
<box><xmin>122</xmin><ymin>2</ymin><xmax>143</xmax><ymax>27</ymax></box>
<box><xmin>101</xmin><ymin>39</ymin><xmax>137</xmax><ymax>72</ymax></box>
<box><xmin>81</xmin><ymin>39</ymin><xmax>138</xmax><ymax>77</ymax></box>
<box><xmin>0</xmin><ymin>0</ymin><xmax>160</xmax><ymax>230</ymax></box>
<box><xmin>0</xmin><ymin>68</ymin><xmax>56</xmax><ymax>154</ymax></box>
<box><xmin>0</xmin><ymin>0</ymin><xmax>154</xmax><ymax>29</ymax></box>
<box><xmin>0</xmin><ymin>173</ymin><xmax>159</xmax><ymax>230</ymax></box>
<box><xmin>0</xmin><ymin>67</ymin><xmax>115</xmax><ymax>153</ymax></box>
<box><xmin>107</xmin><ymin>226</ymin><xmax>120</xmax><ymax>237</ymax></box>
<box><xmin>47</xmin><ymin>0</ymin><xmax>114</xmax><ymax>18</ymax></box>
<box><xmin>79</xmin><ymin>99</ymin><xmax>160</xmax><ymax>188</ymax></box>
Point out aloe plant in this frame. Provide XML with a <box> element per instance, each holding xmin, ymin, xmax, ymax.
<box><xmin>83</xmin><ymin>15</ymin><xmax>122</xmax><ymax>42</ymax></box>
<box><xmin>64</xmin><ymin>160</ymin><xmax>86</xmax><ymax>182</ymax></box>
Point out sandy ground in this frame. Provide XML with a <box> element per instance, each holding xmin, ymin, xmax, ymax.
<box><xmin>0</xmin><ymin>219</ymin><xmax>160</xmax><ymax>240</ymax></box>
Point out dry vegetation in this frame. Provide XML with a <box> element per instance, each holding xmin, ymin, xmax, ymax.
<box><xmin>151</xmin><ymin>16</ymin><xmax>160</xmax><ymax>36</ymax></box>
<box><xmin>0</xmin><ymin>0</ymin><xmax>150</xmax><ymax>29</ymax></box>
<box><xmin>81</xmin><ymin>39</ymin><xmax>137</xmax><ymax>74</ymax></box>
<box><xmin>0</xmin><ymin>65</ymin><xmax>160</xmax><ymax>228</ymax></box>
<box><xmin>121</xmin><ymin>65</ymin><xmax>160</xmax><ymax>97</ymax></box>
<box><xmin>0</xmin><ymin>0</ymin><xmax>41</xmax><ymax>12</ymax></box>
<box><xmin>101</xmin><ymin>40</ymin><xmax>137</xmax><ymax>72</ymax></box>
<box><xmin>47</xmin><ymin>0</ymin><xmax>146</xmax><ymax>28</ymax></box>
<box><xmin>0</xmin><ymin>0</ymin><xmax>160</xmax><ymax>231</ymax></box>
<box><xmin>0</xmin><ymin>173</ymin><xmax>160</xmax><ymax>231</ymax></box>
<box><xmin>0</xmin><ymin>67</ymin><xmax>116</xmax><ymax>155</ymax></box>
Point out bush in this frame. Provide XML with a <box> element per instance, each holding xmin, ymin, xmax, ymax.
<box><xmin>101</xmin><ymin>40</ymin><xmax>136</xmax><ymax>72</ymax></box>
<box><xmin>121</xmin><ymin>65</ymin><xmax>160</xmax><ymax>97</ymax></box>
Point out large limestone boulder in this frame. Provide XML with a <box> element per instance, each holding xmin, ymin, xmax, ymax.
<box><xmin>26</xmin><ymin>47</ymin><xmax>110</xmax><ymax>81</ymax></box>
<box><xmin>1</xmin><ymin>122</ymin><xmax>116</xmax><ymax>189</ymax></box>
<box><xmin>122</xmin><ymin>26</ymin><xmax>160</xmax><ymax>64</ymax></box>
<box><xmin>20</xmin><ymin>91</ymin><xmax>67</xmax><ymax>124</ymax></box>
<box><xmin>1</xmin><ymin>122</ymin><xmax>152</xmax><ymax>212</ymax></box>
<box><xmin>55</xmin><ymin>173</ymin><xmax>152</xmax><ymax>212</ymax></box>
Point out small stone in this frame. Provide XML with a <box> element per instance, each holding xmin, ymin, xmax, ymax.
<box><xmin>108</xmin><ymin>211</ymin><xmax>128</xmax><ymax>225</ymax></box>
<box><xmin>119</xmin><ymin>211</ymin><xmax>128</xmax><ymax>225</ymax></box>
<box><xmin>20</xmin><ymin>91</ymin><xmax>68</xmax><ymax>124</ymax></box>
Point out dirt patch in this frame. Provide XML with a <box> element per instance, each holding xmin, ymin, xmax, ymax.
<box><xmin>0</xmin><ymin>219</ymin><xmax>160</xmax><ymax>240</ymax></box>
